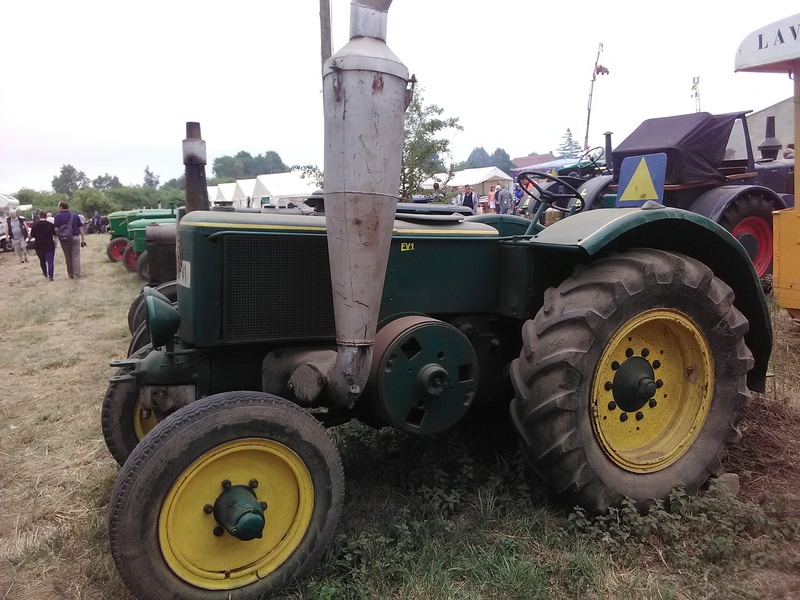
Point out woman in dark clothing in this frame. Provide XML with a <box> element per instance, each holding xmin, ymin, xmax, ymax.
<box><xmin>30</xmin><ymin>210</ymin><xmax>57</xmax><ymax>281</ymax></box>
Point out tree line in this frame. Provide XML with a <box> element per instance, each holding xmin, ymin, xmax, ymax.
<box><xmin>12</xmin><ymin>92</ymin><xmax>582</xmax><ymax>214</ymax></box>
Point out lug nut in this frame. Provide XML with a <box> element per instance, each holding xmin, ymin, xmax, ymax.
<box><xmin>249</xmin><ymin>479</ymin><xmax>259</xmax><ymax>489</ymax></box>
<box><xmin>222</xmin><ymin>480</ymin><xmax>231</xmax><ymax>490</ymax></box>
<box><xmin>260</xmin><ymin>501</ymin><xmax>268</xmax><ymax>510</ymax></box>
<box><xmin>607</xmin><ymin>401</ymin><xmax>617</xmax><ymax>411</ymax></box>
<box><xmin>620</xmin><ymin>413</ymin><xmax>628</xmax><ymax>422</ymax></box>
<box><xmin>203</xmin><ymin>504</ymin><xmax>213</xmax><ymax>514</ymax></box>
<box><xmin>649</xmin><ymin>398</ymin><xmax>657</xmax><ymax>408</ymax></box>
<box><xmin>213</xmin><ymin>526</ymin><xmax>224</xmax><ymax>537</ymax></box>
<box><xmin>635</xmin><ymin>412</ymin><xmax>644</xmax><ymax>421</ymax></box>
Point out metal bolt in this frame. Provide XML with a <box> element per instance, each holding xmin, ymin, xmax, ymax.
<box><xmin>620</xmin><ymin>413</ymin><xmax>628</xmax><ymax>422</ymax></box>
<box><xmin>203</xmin><ymin>504</ymin><xmax>213</xmax><ymax>514</ymax></box>
<box><xmin>317</xmin><ymin>376</ymin><xmax>324</xmax><ymax>386</ymax></box>
<box><xmin>607</xmin><ymin>401</ymin><xmax>617</xmax><ymax>411</ymax></box>
<box><xmin>604</xmin><ymin>381</ymin><xmax>613</xmax><ymax>391</ymax></box>
<box><xmin>653</xmin><ymin>360</ymin><xmax>661</xmax><ymax>369</ymax></box>
<box><xmin>611</xmin><ymin>361</ymin><xmax>620</xmax><ymax>370</ymax></box>
<box><xmin>649</xmin><ymin>399</ymin><xmax>657</xmax><ymax>408</ymax></box>
<box><xmin>260</xmin><ymin>501</ymin><xmax>268</xmax><ymax>510</ymax></box>
<box><xmin>625</xmin><ymin>348</ymin><xmax>633</xmax><ymax>358</ymax></box>
<box><xmin>222</xmin><ymin>480</ymin><xmax>231</xmax><ymax>490</ymax></box>
<box><xmin>249</xmin><ymin>479</ymin><xmax>258</xmax><ymax>489</ymax></box>
<box><xmin>635</xmin><ymin>412</ymin><xmax>644</xmax><ymax>421</ymax></box>
<box><xmin>213</xmin><ymin>525</ymin><xmax>224</xmax><ymax>537</ymax></box>
<box><xmin>656</xmin><ymin>379</ymin><xmax>663</xmax><ymax>388</ymax></box>
<box><xmin>641</xmin><ymin>349</ymin><xmax>650</xmax><ymax>357</ymax></box>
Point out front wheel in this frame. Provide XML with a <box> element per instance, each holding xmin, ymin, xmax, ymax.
<box><xmin>136</xmin><ymin>250</ymin><xmax>149</xmax><ymax>281</ymax></box>
<box><xmin>109</xmin><ymin>392</ymin><xmax>344</xmax><ymax>599</ymax></box>
<box><xmin>107</xmin><ymin>237</ymin><xmax>128</xmax><ymax>262</ymax></box>
<box><xmin>122</xmin><ymin>241</ymin><xmax>138</xmax><ymax>273</ymax></box>
<box><xmin>510</xmin><ymin>248</ymin><xmax>754</xmax><ymax>513</ymax></box>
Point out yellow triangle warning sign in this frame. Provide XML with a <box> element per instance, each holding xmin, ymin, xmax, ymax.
<box><xmin>618</xmin><ymin>157</ymin><xmax>659</xmax><ymax>202</ymax></box>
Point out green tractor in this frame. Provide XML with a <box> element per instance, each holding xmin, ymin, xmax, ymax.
<box><xmin>122</xmin><ymin>217</ymin><xmax>176</xmax><ymax>278</ymax></box>
<box><xmin>103</xmin><ymin>3</ymin><xmax>771</xmax><ymax>598</ymax></box>
<box><xmin>106</xmin><ymin>207</ymin><xmax>177</xmax><ymax>262</ymax></box>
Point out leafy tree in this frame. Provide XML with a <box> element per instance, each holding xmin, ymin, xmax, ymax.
<box><xmin>556</xmin><ymin>128</ymin><xmax>582</xmax><ymax>159</ymax></box>
<box><xmin>92</xmin><ymin>173</ymin><xmax>122</xmax><ymax>190</ymax></box>
<box><xmin>291</xmin><ymin>164</ymin><xmax>323</xmax><ymax>188</ymax></box>
<box><xmin>456</xmin><ymin>147</ymin><xmax>492</xmax><ymax>170</ymax></box>
<box><xmin>489</xmin><ymin>148</ymin><xmax>514</xmax><ymax>174</ymax></box>
<box><xmin>14</xmin><ymin>188</ymin><xmax>63</xmax><ymax>216</ymax></box>
<box><xmin>72</xmin><ymin>187</ymin><xmax>120</xmax><ymax>216</ymax></box>
<box><xmin>400</xmin><ymin>89</ymin><xmax>462</xmax><ymax>199</ymax></box>
<box><xmin>106</xmin><ymin>186</ymin><xmax>161</xmax><ymax>210</ymax></box>
<box><xmin>144</xmin><ymin>166</ymin><xmax>160</xmax><ymax>188</ymax></box>
<box><xmin>161</xmin><ymin>175</ymin><xmax>185</xmax><ymax>191</ymax></box>
<box><xmin>212</xmin><ymin>150</ymin><xmax>289</xmax><ymax>179</ymax></box>
<box><xmin>52</xmin><ymin>164</ymin><xmax>89</xmax><ymax>198</ymax></box>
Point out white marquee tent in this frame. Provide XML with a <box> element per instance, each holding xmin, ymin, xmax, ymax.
<box><xmin>422</xmin><ymin>167</ymin><xmax>512</xmax><ymax>197</ymax></box>
<box><xmin>253</xmin><ymin>172</ymin><xmax>318</xmax><ymax>206</ymax></box>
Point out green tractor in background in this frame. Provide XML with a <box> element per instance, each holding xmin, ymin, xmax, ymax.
<box><xmin>122</xmin><ymin>217</ymin><xmax>176</xmax><ymax>279</ymax></box>
<box><xmin>106</xmin><ymin>207</ymin><xmax>177</xmax><ymax>263</ymax></box>
<box><xmin>103</xmin><ymin>3</ymin><xmax>773</xmax><ymax>599</ymax></box>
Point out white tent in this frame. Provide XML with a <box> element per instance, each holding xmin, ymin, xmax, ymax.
<box><xmin>215</xmin><ymin>182</ymin><xmax>242</xmax><ymax>206</ymax></box>
<box><xmin>422</xmin><ymin>167</ymin><xmax>512</xmax><ymax>197</ymax></box>
<box><xmin>206</xmin><ymin>186</ymin><xmax>219</xmax><ymax>203</ymax></box>
<box><xmin>234</xmin><ymin>178</ymin><xmax>258</xmax><ymax>208</ymax></box>
<box><xmin>254</xmin><ymin>172</ymin><xmax>318</xmax><ymax>207</ymax></box>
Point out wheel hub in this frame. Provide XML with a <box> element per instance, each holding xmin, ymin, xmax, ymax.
<box><xmin>591</xmin><ymin>309</ymin><xmax>713</xmax><ymax>473</ymax></box>
<box><xmin>611</xmin><ymin>356</ymin><xmax>656</xmax><ymax>413</ymax></box>
<box><xmin>213</xmin><ymin>480</ymin><xmax>265</xmax><ymax>541</ymax></box>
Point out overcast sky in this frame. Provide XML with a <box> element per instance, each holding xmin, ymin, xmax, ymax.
<box><xmin>1</xmin><ymin>1</ymin><xmax>797</xmax><ymax>193</ymax></box>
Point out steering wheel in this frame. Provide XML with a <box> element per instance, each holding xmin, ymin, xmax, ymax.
<box><xmin>578</xmin><ymin>146</ymin><xmax>605</xmax><ymax>171</ymax></box>
<box><xmin>517</xmin><ymin>171</ymin><xmax>585</xmax><ymax>214</ymax></box>
<box><xmin>577</xmin><ymin>146</ymin><xmax>611</xmax><ymax>176</ymax></box>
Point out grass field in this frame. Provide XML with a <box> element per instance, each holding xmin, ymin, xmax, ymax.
<box><xmin>0</xmin><ymin>234</ymin><xmax>798</xmax><ymax>599</ymax></box>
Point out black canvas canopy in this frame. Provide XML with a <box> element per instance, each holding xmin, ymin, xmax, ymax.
<box><xmin>612</xmin><ymin>112</ymin><xmax>745</xmax><ymax>185</ymax></box>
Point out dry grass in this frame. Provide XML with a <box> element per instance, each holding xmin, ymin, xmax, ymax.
<box><xmin>0</xmin><ymin>235</ymin><xmax>140</xmax><ymax>599</ymax></box>
<box><xmin>0</xmin><ymin>238</ymin><xmax>798</xmax><ymax>599</ymax></box>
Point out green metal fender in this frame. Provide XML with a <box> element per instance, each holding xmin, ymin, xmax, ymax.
<box><xmin>527</xmin><ymin>205</ymin><xmax>771</xmax><ymax>392</ymax></box>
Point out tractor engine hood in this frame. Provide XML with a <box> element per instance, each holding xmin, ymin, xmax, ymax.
<box><xmin>322</xmin><ymin>0</ymin><xmax>411</xmax><ymax>407</ymax></box>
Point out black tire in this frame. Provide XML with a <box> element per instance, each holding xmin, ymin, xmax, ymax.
<box><xmin>109</xmin><ymin>392</ymin><xmax>344</xmax><ymax>600</ymax></box>
<box><xmin>509</xmin><ymin>248</ymin><xmax>754</xmax><ymax>513</ymax></box>
<box><xmin>135</xmin><ymin>249</ymin><xmax>149</xmax><ymax>281</ymax></box>
<box><xmin>718</xmin><ymin>192</ymin><xmax>774</xmax><ymax>280</ymax></box>
<box><xmin>127</xmin><ymin>280</ymin><xmax>178</xmax><ymax>334</ymax></box>
<box><xmin>122</xmin><ymin>241</ymin><xmax>137</xmax><ymax>273</ymax></box>
<box><xmin>2</xmin><ymin>238</ymin><xmax>12</xmax><ymax>252</ymax></box>
<box><xmin>107</xmin><ymin>237</ymin><xmax>128</xmax><ymax>262</ymax></box>
<box><xmin>101</xmin><ymin>346</ymin><xmax>155</xmax><ymax>466</ymax></box>
<box><xmin>127</xmin><ymin>322</ymin><xmax>150</xmax><ymax>357</ymax></box>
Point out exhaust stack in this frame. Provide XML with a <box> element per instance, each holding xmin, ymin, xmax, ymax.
<box><xmin>322</xmin><ymin>0</ymin><xmax>410</xmax><ymax>407</ymax></box>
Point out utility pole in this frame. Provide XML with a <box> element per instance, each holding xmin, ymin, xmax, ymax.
<box><xmin>320</xmin><ymin>0</ymin><xmax>332</xmax><ymax>76</ymax></box>
<box><xmin>691</xmin><ymin>77</ymin><xmax>701</xmax><ymax>112</ymax></box>
<box><xmin>584</xmin><ymin>43</ymin><xmax>609</xmax><ymax>151</ymax></box>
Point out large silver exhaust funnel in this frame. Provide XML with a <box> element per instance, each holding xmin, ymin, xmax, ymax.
<box><xmin>322</xmin><ymin>0</ymin><xmax>410</xmax><ymax>407</ymax></box>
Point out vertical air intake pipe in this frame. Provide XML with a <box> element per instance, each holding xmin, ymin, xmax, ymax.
<box><xmin>322</xmin><ymin>0</ymin><xmax>410</xmax><ymax>407</ymax></box>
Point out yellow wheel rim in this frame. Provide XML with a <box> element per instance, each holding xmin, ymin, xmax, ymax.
<box><xmin>158</xmin><ymin>439</ymin><xmax>314</xmax><ymax>590</ymax></box>
<box><xmin>591</xmin><ymin>309</ymin><xmax>714</xmax><ymax>473</ymax></box>
<box><xmin>133</xmin><ymin>400</ymin><xmax>157</xmax><ymax>440</ymax></box>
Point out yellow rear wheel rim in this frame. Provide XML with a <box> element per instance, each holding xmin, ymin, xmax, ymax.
<box><xmin>591</xmin><ymin>309</ymin><xmax>714</xmax><ymax>473</ymax></box>
<box><xmin>158</xmin><ymin>438</ymin><xmax>314</xmax><ymax>590</ymax></box>
<box><xmin>133</xmin><ymin>400</ymin><xmax>157</xmax><ymax>440</ymax></box>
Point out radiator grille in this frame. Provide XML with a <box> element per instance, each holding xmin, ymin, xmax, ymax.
<box><xmin>223</xmin><ymin>234</ymin><xmax>335</xmax><ymax>342</ymax></box>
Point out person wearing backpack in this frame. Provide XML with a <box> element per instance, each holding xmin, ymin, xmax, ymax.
<box><xmin>53</xmin><ymin>201</ymin><xmax>86</xmax><ymax>279</ymax></box>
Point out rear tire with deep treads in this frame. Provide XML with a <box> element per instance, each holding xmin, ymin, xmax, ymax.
<box><xmin>509</xmin><ymin>248</ymin><xmax>754</xmax><ymax>513</ymax></box>
<box><xmin>718</xmin><ymin>192</ymin><xmax>774</xmax><ymax>280</ymax></box>
<box><xmin>109</xmin><ymin>392</ymin><xmax>344</xmax><ymax>599</ymax></box>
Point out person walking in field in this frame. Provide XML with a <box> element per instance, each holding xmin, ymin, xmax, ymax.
<box><xmin>53</xmin><ymin>201</ymin><xmax>86</xmax><ymax>279</ymax></box>
<box><xmin>30</xmin><ymin>210</ymin><xmax>57</xmax><ymax>281</ymax></box>
<box><xmin>6</xmin><ymin>210</ymin><xmax>29</xmax><ymax>263</ymax></box>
